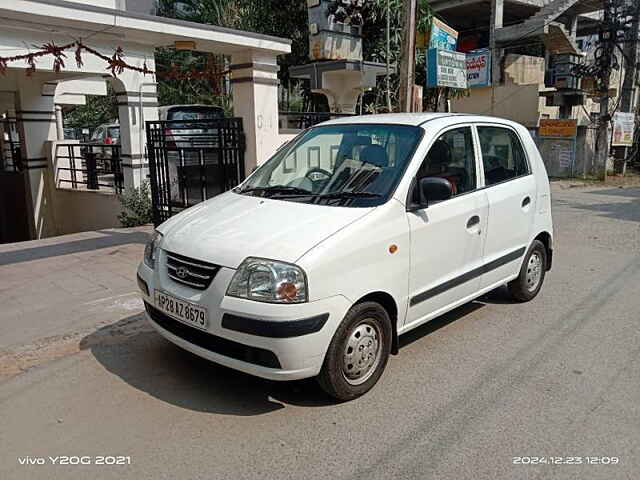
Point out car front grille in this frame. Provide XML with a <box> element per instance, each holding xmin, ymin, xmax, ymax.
<box><xmin>165</xmin><ymin>250</ymin><xmax>220</xmax><ymax>290</ymax></box>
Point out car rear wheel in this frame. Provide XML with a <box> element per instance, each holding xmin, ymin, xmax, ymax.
<box><xmin>508</xmin><ymin>240</ymin><xmax>547</xmax><ymax>302</ymax></box>
<box><xmin>317</xmin><ymin>302</ymin><xmax>392</xmax><ymax>401</ymax></box>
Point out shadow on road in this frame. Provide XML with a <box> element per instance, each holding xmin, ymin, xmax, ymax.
<box><xmin>566</xmin><ymin>187</ymin><xmax>640</xmax><ymax>223</ymax></box>
<box><xmin>399</xmin><ymin>301</ymin><xmax>486</xmax><ymax>349</ymax></box>
<box><xmin>80</xmin><ymin>314</ymin><xmax>337</xmax><ymax>415</ymax></box>
<box><xmin>81</xmin><ymin>293</ymin><xmax>506</xmax><ymax>415</ymax></box>
<box><xmin>0</xmin><ymin>229</ymin><xmax>150</xmax><ymax>266</ymax></box>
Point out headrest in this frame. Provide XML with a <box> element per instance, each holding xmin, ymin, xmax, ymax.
<box><xmin>360</xmin><ymin>144</ymin><xmax>388</xmax><ymax>168</ymax></box>
<box><xmin>427</xmin><ymin>139</ymin><xmax>451</xmax><ymax>166</ymax></box>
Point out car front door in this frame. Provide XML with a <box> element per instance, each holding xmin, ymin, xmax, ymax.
<box><xmin>476</xmin><ymin>124</ymin><xmax>537</xmax><ymax>290</ymax></box>
<box><xmin>404</xmin><ymin>125</ymin><xmax>489</xmax><ymax>330</ymax></box>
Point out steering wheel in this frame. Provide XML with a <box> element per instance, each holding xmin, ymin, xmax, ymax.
<box><xmin>305</xmin><ymin>167</ymin><xmax>333</xmax><ymax>182</ymax></box>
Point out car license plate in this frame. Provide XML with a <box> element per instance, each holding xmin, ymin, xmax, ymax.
<box><xmin>154</xmin><ymin>291</ymin><xmax>208</xmax><ymax>331</ymax></box>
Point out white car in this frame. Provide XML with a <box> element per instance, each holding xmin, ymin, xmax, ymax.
<box><xmin>137</xmin><ymin>113</ymin><xmax>553</xmax><ymax>400</ymax></box>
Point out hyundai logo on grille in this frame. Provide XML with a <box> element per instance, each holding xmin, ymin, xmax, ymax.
<box><xmin>175</xmin><ymin>266</ymin><xmax>190</xmax><ymax>279</ymax></box>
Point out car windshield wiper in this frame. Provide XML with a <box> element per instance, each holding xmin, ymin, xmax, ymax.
<box><xmin>315</xmin><ymin>191</ymin><xmax>382</xmax><ymax>200</ymax></box>
<box><xmin>239</xmin><ymin>185</ymin><xmax>314</xmax><ymax>196</ymax></box>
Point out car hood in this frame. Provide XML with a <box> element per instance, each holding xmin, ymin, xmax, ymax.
<box><xmin>158</xmin><ymin>192</ymin><xmax>374</xmax><ymax>268</ymax></box>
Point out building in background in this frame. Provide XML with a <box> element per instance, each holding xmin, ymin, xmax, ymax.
<box><xmin>428</xmin><ymin>0</ymin><xmax>637</xmax><ymax>178</ymax></box>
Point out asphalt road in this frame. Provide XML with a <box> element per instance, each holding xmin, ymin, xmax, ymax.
<box><xmin>1</xmin><ymin>184</ymin><xmax>639</xmax><ymax>480</ymax></box>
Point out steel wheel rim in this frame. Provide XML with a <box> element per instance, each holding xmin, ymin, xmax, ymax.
<box><xmin>526</xmin><ymin>251</ymin><xmax>543</xmax><ymax>292</ymax></box>
<box><xmin>342</xmin><ymin>320</ymin><xmax>382</xmax><ymax>386</ymax></box>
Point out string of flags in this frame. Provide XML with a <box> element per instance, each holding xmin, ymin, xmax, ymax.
<box><xmin>0</xmin><ymin>41</ymin><xmax>228</xmax><ymax>81</ymax></box>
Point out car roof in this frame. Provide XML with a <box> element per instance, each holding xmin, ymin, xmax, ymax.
<box><xmin>159</xmin><ymin>104</ymin><xmax>224</xmax><ymax>112</ymax></box>
<box><xmin>319</xmin><ymin>113</ymin><xmax>524</xmax><ymax>128</ymax></box>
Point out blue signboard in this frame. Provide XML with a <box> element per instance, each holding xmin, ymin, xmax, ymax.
<box><xmin>427</xmin><ymin>48</ymin><xmax>467</xmax><ymax>89</ymax></box>
<box><xmin>429</xmin><ymin>18</ymin><xmax>458</xmax><ymax>51</ymax></box>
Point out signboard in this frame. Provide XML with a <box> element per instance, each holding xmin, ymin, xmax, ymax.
<box><xmin>612</xmin><ymin>112</ymin><xmax>635</xmax><ymax>147</ymax></box>
<box><xmin>539</xmin><ymin>119</ymin><xmax>578</xmax><ymax>138</ymax></box>
<box><xmin>466</xmin><ymin>49</ymin><xmax>491</xmax><ymax>88</ymax></box>
<box><xmin>429</xmin><ymin>18</ymin><xmax>458</xmax><ymax>51</ymax></box>
<box><xmin>427</xmin><ymin>49</ymin><xmax>467</xmax><ymax>89</ymax></box>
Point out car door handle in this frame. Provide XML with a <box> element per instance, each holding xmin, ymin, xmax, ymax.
<box><xmin>522</xmin><ymin>196</ymin><xmax>531</xmax><ymax>207</ymax></box>
<box><xmin>467</xmin><ymin>215</ymin><xmax>480</xmax><ymax>228</ymax></box>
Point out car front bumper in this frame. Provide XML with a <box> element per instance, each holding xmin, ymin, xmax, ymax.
<box><xmin>137</xmin><ymin>258</ymin><xmax>351</xmax><ymax>381</ymax></box>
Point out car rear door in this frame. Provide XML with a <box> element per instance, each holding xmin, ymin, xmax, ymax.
<box><xmin>476</xmin><ymin>124</ymin><xmax>537</xmax><ymax>290</ymax></box>
<box><xmin>404</xmin><ymin>124</ymin><xmax>489</xmax><ymax>329</ymax></box>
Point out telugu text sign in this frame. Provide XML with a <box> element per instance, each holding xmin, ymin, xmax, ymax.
<box><xmin>539</xmin><ymin>119</ymin><xmax>578</xmax><ymax>138</ymax></box>
<box><xmin>466</xmin><ymin>49</ymin><xmax>491</xmax><ymax>88</ymax></box>
<box><xmin>427</xmin><ymin>49</ymin><xmax>467</xmax><ymax>89</ymax></box>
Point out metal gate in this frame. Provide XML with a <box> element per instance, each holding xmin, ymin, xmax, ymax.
<box><xmin>1</xmin><ymin>119</ymin><xmax>22</xmax><ymax>172</ymax></box>
<box><xmin>0</xmin><ymin>119</ymin><xmax>30</xmax><ymax>243</ymax></box>
<box><xmin>146</xmin><ymin>118</ymin><xmax>245</xmax><ymax>226</ymax></box>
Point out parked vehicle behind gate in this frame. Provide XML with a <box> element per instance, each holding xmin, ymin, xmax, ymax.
<box><xmin>137</xmin><ymin>113</ymin><xmax>554</xmax><ymax>401</ymax></box>
<box><xmin>158</xmin><ymin>105</ymin><xmax>225</xmax><ymax>206</ymax></box>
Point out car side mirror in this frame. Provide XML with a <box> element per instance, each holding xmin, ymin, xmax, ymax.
<box><xmin>413</xmin><ymin>177</ymin><xmax>452</xmax><ymax>210</ymax></box>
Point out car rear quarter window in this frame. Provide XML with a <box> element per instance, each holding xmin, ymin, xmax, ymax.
<box><xmin>477</xmin><ymin>126</ymin><xmax>530</xmax><ymax>186</ymax></box>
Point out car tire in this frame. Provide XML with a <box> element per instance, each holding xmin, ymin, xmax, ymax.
<box><xmin>317</xmin><ymin>302</ymin><xmax>392</xmax><ymax>401</ymax></box>
<box><xmin>508</xmin><ymin>240</ymin><xmax>547</xmax><ymax>302</ymax></box>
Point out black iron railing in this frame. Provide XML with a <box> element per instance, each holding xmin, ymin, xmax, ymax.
<box><xmin>55</xmin><ymin>143</ymin><xmax>123</xmax><ymax>193</ymax></box>
<box><xmin>1</xmin><ymin>120</ymin><xmax>23</xmax><ymax>172</ymax></box>
<box><xmin>146</xmin><ymin>118</ymin><xmax>246</xmax><ymax>226</ymax></box>
<box><xmin>278</xmin><ymin>111</ymin><xmax>356</xmax><ymax>130</ymax></box>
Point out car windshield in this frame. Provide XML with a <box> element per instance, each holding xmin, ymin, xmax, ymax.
<box><xmin>237</xmin><ymin>124</ymin><xmax>423</xmax><ymax>207</ymax></box>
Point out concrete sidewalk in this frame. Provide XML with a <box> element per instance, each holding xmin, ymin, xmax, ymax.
<box><xmin>0</xmin><ymin>227</ymin><xmax>151</xmax><ymax>378</ymax></box>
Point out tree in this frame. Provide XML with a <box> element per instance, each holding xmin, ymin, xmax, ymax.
<box><xmin>63</xmin><ymin>83</ymin><xmax>118</xmax><ymax>130</ymax></box>
<box><xmin>155</xmin><ymin>0</ymin><xmax>309</xmax><ymax>109</ymax></box>
<box><xmin>361</xmin><ymin>0</ymin><xmax>434</xmax><ymax>112</ymax></box>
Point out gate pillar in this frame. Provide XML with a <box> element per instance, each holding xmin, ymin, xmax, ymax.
<box><xmin>111</xmin><ymin>71</ymin><xmax>159</xmax><ymax>190</ymax></box>
<box><xmin>231</xmin><ymin>53</ymin><xmax>280</xmax><ymax>176</ymax></box>
<box><xmin>15</xmin><ymin>78</ymin><xmax>57</xmax><ymax>239</ymax></box>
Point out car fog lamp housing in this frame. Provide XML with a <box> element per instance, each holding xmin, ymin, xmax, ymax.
<box><xmin>227</xmin><ymin>258</ymin><xmax>308</xmax><ymax>304</ymax></box>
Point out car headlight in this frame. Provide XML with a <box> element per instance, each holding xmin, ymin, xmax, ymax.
<box><xmin>227</xmin><ymin>258</ymin><xmax>308</xmax><ymax>304</ymax></box>
<box><xmin>144</xmin><ymin>231</ymin><xmax>163</xmax><ymax>269</ymax></box>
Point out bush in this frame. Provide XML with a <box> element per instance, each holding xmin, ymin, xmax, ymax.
<box><xmin>118</xmin><ymin>181</ymin><xmax>153</xmax><ymax>227</ymax></box>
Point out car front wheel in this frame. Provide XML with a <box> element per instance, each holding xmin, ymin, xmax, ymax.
<box><xmin>317</xmin><ymin>302</ymin><xmax>392</xmax><ymax>401</ymax></box>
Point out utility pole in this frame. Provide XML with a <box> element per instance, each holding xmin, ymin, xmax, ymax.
<box><xmin>398</xmin><ymin>0</ymin><xmax>417</xmax><ymax>112</ymax></box>
<box><xmin>386</xmin><ymin>0</ymin><xmax>392</xmax><ymax>112</ymax></box>
<box><xmin>619</xmin><ymin>0</ymin><xmax>640</xmax><ymax>168</ymax></box>
<box><xmin>594</xmin><ymin>0</ymin><xmax>617</xmax><ymax>180</ymax></box>
<box><xmin>489</xmin><ymin>0</ymin><xmax>504</xmax><ymax>115</ymax></box>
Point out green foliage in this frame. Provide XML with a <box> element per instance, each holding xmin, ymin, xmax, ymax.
<box><xmin>64</xmin><ymin>83</ymin><xmax>118</xmax><ymax>130</ymax></box>
<box><xmin>155</xmin><ymin>0</ymin><xmax>309</xmax><ymax>110</ymax></box>
<box><xmin>361</xmin><ymin>0</ymin><xmax>436</xmax><ymax>112</ymax></box>
<box><xmin>66</xmin><ymin>1</ymin><xmax>457</xmax><ymax>121</ymax></box>
<box><xmin>117</xmin><ymin>181</ymin><xmax>153</xmax><ymax>227</ymax></box>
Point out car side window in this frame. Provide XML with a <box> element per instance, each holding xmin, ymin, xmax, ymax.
<box><xmin>415</xmin><ymin>127</ymin><xmax>477</xmax><ymax>200</ymax></box>
<box><xmin>477</xmin><ymin>126</ymin><xmax>530</xmax><ymax>186</ymax></box>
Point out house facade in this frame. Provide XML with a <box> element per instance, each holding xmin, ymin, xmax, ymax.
<box><xmin>0</xmin><ymin>0</ymin><xmax>291</xmax><ymax>243</ymax></box>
